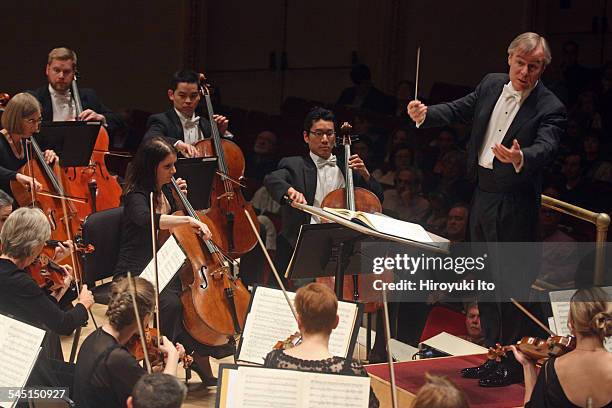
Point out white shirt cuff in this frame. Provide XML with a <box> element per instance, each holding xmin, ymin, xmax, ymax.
<box><xmin>513</xmin><ymin>151</ymin><xmax>524</xmax><ymax>173</ymax></box>
<box><xmin>416</xmin><ymin>118</ymin><xmax>424</xmax><ymax>128</ymax></box>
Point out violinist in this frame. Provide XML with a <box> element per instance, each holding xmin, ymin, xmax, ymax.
<box><xmin>263</xmin><ymin>107</ymin><xmax>383</xmax><ymax>279</ymax></box>
<box><xmin>114</xmin><ymin>137</ymin><xmax>223</xmax><ymax>385</ymax></box>
<box><xmin>29</xmin><ymin>47</ymin><xmax>124</xmax><ymax>138</ymax></box>
<box><xmin>263</xmin><ymin>282</ymin><xmax>380</xmax><ymax>408</ymax></box>
<box><xmin>73</xmin><ymin>277</ymin><xmax>185</xmax><ymax>408</ymax></box>
<box><xmin>0</xmin><ymin>207</ymin><xmax>93</xmax><ymax>387</ymax></box>
<box><xmin>0</xmin><ymin>93</ymin><xmax>59</xmax><ymax>199</ymax></box>
<box><xmin>143</xmin><ymin>69</ymin><xmax>230</xmax><ymax>158</ymax></box>
<box><xmin>510</xmin><ymin>287</ymin><xmax>612</xmax><ymax>407</ymax></box>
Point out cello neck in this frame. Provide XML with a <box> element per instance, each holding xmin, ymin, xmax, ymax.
<box><xmin>70</xmin><ymin>75</ymin><xmax>84</xmax><ymax>116</ymax></box>
<box><xmin>344</xmin><ymin>143</ymin><xmax>355</xmax><ymax>212</ymax></box>
<box><xmin>29</xmin><ymin>137</ymin><xmax>64</xmax><ymax>195</ymax></box>
<box><xmin>198</xmin><ymin>75</ymin><xmax>229</xmax><ymax>181</ymax></box>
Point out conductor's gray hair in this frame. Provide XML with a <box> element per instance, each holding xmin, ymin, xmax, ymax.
<box><xmin>0</xmin><ymin>207</ymin><xmax>50</xmax><ymax>260</ymax></box>
<box><xmin>507</xmin><ymin>32</ymin><xmax>552</xmax><ymax>66</ymax></box>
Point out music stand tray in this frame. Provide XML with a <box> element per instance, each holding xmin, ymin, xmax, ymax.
<box><xmin>37</xmin><ymin>121</ymin><xmax>100</xmax><ymax>167</ymax></box>
<box><xmin>174</xmin><ymin>157</ymin><xmax>218</xmax><ymax>210</ymax></box>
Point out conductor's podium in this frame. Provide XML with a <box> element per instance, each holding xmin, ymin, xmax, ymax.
<box><xmin>366</xmin><ymin>354</ymin><xmax>525</xmax><ymax>408</ymax></box>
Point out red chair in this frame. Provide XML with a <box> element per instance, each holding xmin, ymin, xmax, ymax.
<box><xmin>419</xmin><ymin>305</ymin><xmax>468</xmax><ymax>343</ymax></box>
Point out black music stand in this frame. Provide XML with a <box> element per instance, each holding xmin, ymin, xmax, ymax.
<box><xmin>174</xmin><ymin>157</ymin><xmax>218</xmax><ymax>210</ymax></box>
<box><xmin>37</xmin><ymin>121</ymin><xmax>100</xmax><ymax>167</ymax></box>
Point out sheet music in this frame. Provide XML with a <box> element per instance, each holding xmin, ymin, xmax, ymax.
<box><xmin>229</xmin><ymin>366</ymin><xmax>369</xmax><ymax>408</ymax></box>
<box><xmin>238</xmin><ymin>287</ymin><xmax>358</xmax><ymax>364</ymax></box>
<box><xmin>139</xmin><ymin>235</ymin><xmax>186</xmax><ymax>293</ymax></box>
<box><xmin>364</xmin><ymin>212</ymin><xmax>433</xmax><ymax>243</ymax></box>
<box><xmin>0</xmin><ymin>314</ymin><xmax>46</xmax><ymax>406</ymax></box>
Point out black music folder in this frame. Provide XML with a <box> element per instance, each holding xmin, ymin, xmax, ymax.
<box><xmin>174</xmin><ymin>157</ymin><xmax>218</xmax><ymax>210</ymax></box>
<box><xmin>37</xmin><ymin>121</ymin><xmax>100</xmax><ymax>167</ymax></box>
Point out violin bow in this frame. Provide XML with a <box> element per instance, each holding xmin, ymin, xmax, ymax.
<box><xmin>149</xmin><ymin>193</ymin><xmax>163</xmax><ymax>347</ymax></box>
<box><xmin>381</xmin><ymin>287</ymin><xmax>398</xmax><ymax>408</ymax></box>
<box><xmin>510</xmin><ymin>298</ymin><xmax>556</xmax><ymax>336</ymax></box>
<box><xmin>127</xmin><ymin>271</ymin><xmax>152</xmax><ymax>374</ymax></box>
<box><xmin>243</xmin><ymin>209</ymin><xmax>298</xmax><ymax>322</ymax></box>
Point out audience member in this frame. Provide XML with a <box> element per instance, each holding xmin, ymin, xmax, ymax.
<box><xmin>372</xmin><ymin>143</ymin><xmax>414</xmax><ymax>188</ymax></box>
<box><xmin>458</xmin><ymin>302</ymin><xmax>485</xmax><ymax>346</ymax></box>
<box><xmin>382</xmin><ymin>167</ymin><xmax>430</xmax><ymax>224</ymax></box>
<box><xmin>445</xmin><ymin>203</ymin><xmax>469</xmax><ymax>243</ymax></box>
<box><xmin>336</xmin><ymin>63</ymin><xmax>394</xmax><ymax>115</ymax></box>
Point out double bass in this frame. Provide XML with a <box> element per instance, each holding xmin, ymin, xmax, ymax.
<box><xmin>193</xmin><ymin>73</ymin><xmax>259</xmax><ymax>258</ymax></box>
<box><xmin>169</xmin><ymin>177</ymin><xmax>251</xmax><ymax>346</ymax></box>
<box><xmin>319</xmin><ymin>122</ymin><xmax>383</xmax><ymax>313</ymax></box>
<box><xmin>63</xmin><ymin>71</ymin><xmax>122</xmax><ymax>219</ymax></box>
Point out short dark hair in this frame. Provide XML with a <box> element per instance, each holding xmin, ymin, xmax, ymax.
<box><xmin>169</xmin><ymin>69</ymin><xmax>199</xmax><ymax>91</ymax></box>
<box><xmin>132</xmin><ymin>373</ymin><xmax>186</xmax><ymax>408</ymax></box>
<box><xmin>350</xmin><ymin>64</ymin><xmax>371</xmax><ymax>84</ymax></box>
<box><xmin>303</xmin><ymin>107</ymin><xmax>335</xmax><ymax>132</ymax></box>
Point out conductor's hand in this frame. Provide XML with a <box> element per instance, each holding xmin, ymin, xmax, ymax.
<box><xmin>189</xmin><ymin>218</ymin><xmax>212</xmax><ymax>240</ymax></box>
<box><xmin>492</xmin><ymin>139</ymin><xmax>523</xmax><ymax>166</ymax></box>
<box><xmin>175</xmin><ymin>178</ymin><xmax>188</xmax><ymax>195</ymax></box>
<box><xmin>176</xmin><ymin>141</ymin><xmax>199</xmax><ymax>158</ymax></box>
<box><xmin>16</xmin><ymin>173</ymin><xmax>42</xmax><ymax>192</ymax></box>
<box><xmin>407</xmin><ymin>100</ymin><xmax>427</xmax><ymax>124</ymax></box>
<box><xmin>78</xmin><ymin>284</ymin><xmax>94</xmax><ymax>310</ymax></box>
<box><xmin>287</xmin><ymin>187</ymin><xmax>306</xmax><ymax>205</ymax></box>
<box><xmin>43</xmin><ymin>149</ymin><xmax>59</xmax><ymax>165</ymax></box>
<box><xmin>348</xmin><ymin>154</ymin><xmax>370</xmax><ymax>181</ymax></box>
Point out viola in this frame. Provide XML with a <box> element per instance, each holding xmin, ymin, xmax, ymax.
<box><xmin>170</xmin><ymin>177</ymin><xmax>251</xmax><ymax>346</ymax></box>
<box><xmin>62</xmin><ymin>72</ymin><xmax>122</xmax><ymax>219</ymax></box>
<box><xmin>318</xmin><ymin>122</ymin><xmax>383</xmax><ymax>313</ymax></box>
<box><xmin>28</xmin><ymin>241</ymin><xmax>94</xmax><ymax>290</ymax></box>
<box><xmin>488</xmin><ymin>335</ymin><xmax>576</xmax><ymax>364</ymax></box>
<box><xmin>193</xmin><ymin>72</ymin><xmax>259</xmax><ymax>258</ymax></box>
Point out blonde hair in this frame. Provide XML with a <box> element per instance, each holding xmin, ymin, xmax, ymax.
<box><xmin>1</xmin><ymin>93</ymin><xmax>42</xmax><ymax>134</ymax></box>
<box><xmin>569</xmin><ymin>287</ymin><xmax>612</xmax><ymax>343</ymax></box>
<box><xmin>412</xmin><ymin>373</ymin><xmax>469</xmax><ymax>408</ymax></box>
<box><xmin>47</xmin><ymin>47</ymin><xmax>77</xmax><ymax>66</ymax></box>
<box><xmin>507</xmin><ymin>32</ymin><xmax>552</xmax><ymax>66</ymax></box>
<box><xmin>295</xmin><ymin>283</ymin><xmax>338</xmax><ymax>335</ymax></box>
<box><xmin>0</xmin><ymin>207</ymin><xmax>50</xmax><ymax>260</ymax></box>
<box><xmin>106</xmin><ymin>277</ymin><xmax>155</xmax><ymax>331</ymax></box>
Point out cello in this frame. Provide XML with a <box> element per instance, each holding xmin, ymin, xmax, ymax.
<box><xmin>63</xmin><ymin>71</ymin><xmax>122</xmax><ymax>219</ymax></box>
<box><xmin>193</xmin><ymin>73</ymin><xmax>259</xmax><ymax>258</ymax></box>
<box><xmin>10</xmin><ymin>136</ymin><xmax>85</xmax><ymax>282</ymax></box>
<box><xmin>169</xmin><ymin>177</ymin><xmax>251</xmax><ymax>346</ymax></box>
<box><xmin>319</xmin><ymin>122</ymin><xmax>383</xmax><ymax>313</ymax></box>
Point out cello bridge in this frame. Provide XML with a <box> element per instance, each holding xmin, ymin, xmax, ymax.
<box><xmin>211</xmin><ymin>265</ymin><xmax>231</xmax><ymax>280</ymax></box>
<box><xmin>217</xmin><ymin>192</ymin><xmax>235</xmax><ymax>200</ymax></box>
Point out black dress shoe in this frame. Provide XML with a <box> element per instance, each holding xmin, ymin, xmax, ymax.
<box><xmin>478</xmin><ymin>362</ymin><xmax>524</xmax><ymax>387</ymax></box>
<box><xmin>188</xmin><ymin>362</ymin><xmax>219</xmax><ymax>387</ymax></box>
<box><xmin>460</xmin><ymin>359</ymin><xmax>498</xmax><ymax>379</ymax></box>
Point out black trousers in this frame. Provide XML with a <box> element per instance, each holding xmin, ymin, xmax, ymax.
<box><xmin>469</xmin><ymin>171</ymin><xmax>540</xmax><ymax>346</ymax></box>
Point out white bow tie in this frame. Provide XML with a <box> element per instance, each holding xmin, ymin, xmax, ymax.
<box><xmin>184</xmin><ymin>116</ymin><xmax>200</xmax><ymax>129</ymax></box>
<box><xmin>502</xmin><ymin>85</ymin><xmax>521</xmax><ymax>102</ymax></box>
<box><xmin>315</xmin><ymin>155</ymin><xmax>337</xmax><ymax>169</ymax></box>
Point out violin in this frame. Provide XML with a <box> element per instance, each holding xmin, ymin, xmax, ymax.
<box><xmin>273</xmin><ymin>332</ymin><xmax>302</xmax><ymax>350</ymax></box>
<box><xmin>318</xmin><ymin>123</ymin><xmax>383</xmax><ymax>313</ymax></box>
<box><xmin>488</xmin><ymin>335</ymin><xmax>576</xmax><ymax>364</ymax></box>
<box><xmin>170</xmin><ymin>177</ymin><xmax>251</xmax><ymax>346</ymax></box>
<box><xmin>63</xmin><ymin>71</ymin><xmax>122</xmax><ymax>218</ymax></box>
<box><xmin>193</xmin><ymin>72</ymin><xmax>259</xmax><ymax>258</ymax></box>
<box><xmin>28</xmin><ymin>241</ymin><xmax>94</xmax><ymax>290</ymax></box>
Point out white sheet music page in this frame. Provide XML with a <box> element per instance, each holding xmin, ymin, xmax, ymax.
<box><xmin>232</xmin><ymin>366</ymin><xmax>369</xmax><ymax>408</ymax></box>
<box><xmin>139</xmin><ymin>235</ymin><xmax>186</xmax><ymax>293</ymax></box>
<box><xmin>0</xmin><ymin>314</ymin><xmax>46</xmax><ymax>402</ymax></box>
<box><xmin>238</xmin><ymin>286</ymin><xmax>358</xmax><ymax>364</ymax></box>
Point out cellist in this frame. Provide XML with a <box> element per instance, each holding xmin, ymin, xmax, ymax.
<box><xmin>113</xmin><ymin>136</ymin><xmax>229</xmax><ymax>385</ymax></box>
<box><xmin>0</xmin><ymin>93</ymin><xmax>59</xmax><ymax>199</ymax></box>
<box><xmin>142</xmin><ymin>69</ymin><xmax>230</xmax><ymax>158</ymax></box>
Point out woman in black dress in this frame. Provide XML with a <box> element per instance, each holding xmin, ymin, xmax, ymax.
<box><xmin>73</xmin><ymin>277</ymin><xmax>184</xmax><ymax>408</ymax></box>
<box><xmin>0</xmin><ymin>93</ymin><xmax>59</xmax><ymax>198</ymax></box>
<box><xmin>114</xmin><ymin>136</ymin><xmax>223</xmax><ymax>385</ymax></box>
<box><xmin>0</xmin><ymin>207</ymin><xmax>94</xmax><ymax>389</ymax></box>
<box><xmin>263</xmin><ymin>282</ymin><xmax>380</xmax><ymax>408</ymax></box>
<box><xmin>511</xmin><ymin>287</ymin><xmax>612</xmax><ymax>407</ymax></box>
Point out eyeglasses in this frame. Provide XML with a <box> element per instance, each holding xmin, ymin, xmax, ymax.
<box><xmin>25</xmin><ymin>117</ymin><xmax>43</xmax><ymax>124</ymax></box>
<box><xmin>308</xmin><ymin>130</ymin><xmax>336</xmax><ymax>139</ymax></box>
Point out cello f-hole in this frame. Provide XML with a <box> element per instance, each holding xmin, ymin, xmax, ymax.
<box><xmin>199</xmin><ymin>266</ymin><xmax>209</xmax><ymax>290</ymax></box>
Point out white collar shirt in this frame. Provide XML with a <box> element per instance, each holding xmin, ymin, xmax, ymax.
<box><xmin>174</xmin><ymin>108</ymin><xmax>202</xmax><ymax>145</ymax></box>
<box><xmin>49</xmin><ymin>84</ymin><xmax>76</xmax><ymax>121</ymax></box>
<box><xmin>309</xmin><ymin>151</ymin><xmax>345</xmax><ymax>223</ymax></box>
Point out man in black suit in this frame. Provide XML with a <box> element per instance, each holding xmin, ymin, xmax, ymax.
<box><xmin>408</xmin><ymin>32</ymin><xmax>566</xmax><ymax>386</ymax></box>
<box><xmin>143</xmin><ymin>70</ymin><xmax>229</xmax><ymax>157</ymax></box>
<box><xmin>264</xmin><ymin>107</ymin><xmax>384</xmax><ymax>280</ymax></box>
<box><xmin>30</xmin><ymin>47</ymin><xmax>123</xmax><ymax>141</ymax></box>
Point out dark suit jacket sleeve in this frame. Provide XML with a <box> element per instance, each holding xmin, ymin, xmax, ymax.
<box><xmin>520</xmin><ymin>105</ymin><xmax>565</xmax><ymax>177</ymax></box>
<box><xmin>354</xmin><ymin>173</ymin><xmax>384</xmax><ymax>203</ymax></box>
<box><xmin>82</xmin><ymin>89</ymin><xmax>125</xmax><ymax>136</ymax></box>
<box><xmin>143</xmin><ymin>113</ymin><xmax>178</xmax><ymax>146</ymax></box>
<box><xmin>422</xmin><ymin>75</ymin><xmax>489</xmax><ymax>128</ymax></box>
<box><xmin>263</xmin><ymin>158</ymin><xmax>295</xmax><ymax>203</ymax></box>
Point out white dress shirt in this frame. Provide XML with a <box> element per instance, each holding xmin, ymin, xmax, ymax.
<box><xmin>309</xmin><ymin>151</ymin><xmax>345</xmax><ymax>223</ymax></box>
<box><xmin>478</xmin><ymin>81</ymin><xmax>532</xmax><ymax>171</ymax></box>
<box><xmin>49</xmin><ymin>84</ymin><xmax>76</xmax><ymax>121</ymax></box>
<box><xmin>174</xmin><ymin>108</ymin><xmax>203</xmax><ymax>145</ymax></box>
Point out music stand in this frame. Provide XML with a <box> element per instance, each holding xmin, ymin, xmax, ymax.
<box><xmin>174</xmin><ymin>157</ymin><xmax>218</xmax><ymax>210</ymax></box>
<box><xmin>37</xmin><ymin>121</ymin><xmax>100</xmax><ymax>167</ymax></box>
